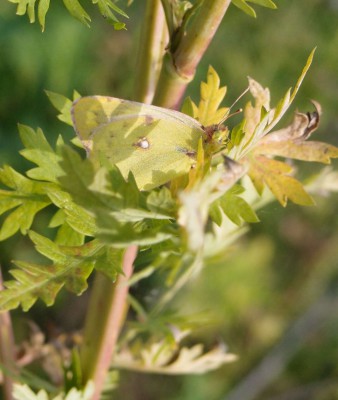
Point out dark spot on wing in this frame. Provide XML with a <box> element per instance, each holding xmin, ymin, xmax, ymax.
<box><xmin>145</xmin><ymin>115</ymin><xmax>154</xmax><ymax>125</ymax></box>
<box><xmin>176</xmin><ymin>146</ymin><xmax>196</xmax><ymax>158</ymax></box>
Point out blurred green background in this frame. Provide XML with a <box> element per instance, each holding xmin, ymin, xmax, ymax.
<box><xmin>1</xmin><ymin>1</ymin><xmax>338</xmax><ymax>399</ymax></box>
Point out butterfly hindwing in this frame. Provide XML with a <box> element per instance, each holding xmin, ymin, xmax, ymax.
<box><xmin>72</xmin><ymin>96</ymin><xmax>205</xmax><ymax>190</ymax></box>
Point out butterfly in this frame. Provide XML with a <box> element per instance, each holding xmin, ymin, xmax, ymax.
<box><xmin>71</xmin><ymin>96</ymin><xmax>236</xmax><ymax>190</ymax></box>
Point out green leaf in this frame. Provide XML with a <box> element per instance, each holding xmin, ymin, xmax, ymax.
<box><xmin>146</xmin><ymin>187</ymin><xmax>177</xmax><ymax>218</ymax></box>
<box><xmin>93</xmin><ymin>245</ymin><xmax>124</xmax><ymax>279</ymax></box>
<box><xmin>0</xmin><ymin>231</ymin><xmax>123</xmax><ymax>311</ymax></box>
<box><xmin>232</xmin><ymin>0</ymin><xmax>256</xmax><ymax>17</ymax></box>
<box><xmin>247</xmin><ymin>0</ymin><xmax>276</xmax><ymax>9</ymax></box>
<box><xmin>98</xmin><ymin>217</ymin><xmax>174</xmax><ymax>248</ymax></box>
<box><xmin>62</xmin><ymin>0</ymin><xmax>91</xmax><ymax>27</ymax></box>
<box><xmin>9</xmin><ymin>0</ymin><xmax>38</xmax><ymax>22</ymax></box>
<box><xmin>92</xmin><ymin>0</ymin><xmax>128</xmax><ymax>29</ymax></box>
<box><xmin>46</xmin><ymin>188</ymin><xmax>97</xmax><ymax>237</ymax></box>
<box><xmin>9</xmin><ymin>0</ymin><xmax>128</xmax><ymax>30</ymax></box>
<box><xmin>212</xmin><ymin>185</ymin><xmax>259</xmax><ymax>225</ymax></box>
<box><xmin>0</xmin><ymin>166</ymin><xmax>51</xmax><ymax>240</ymax></box>
<box><xmin>232</xmin><ymin>0</ymin><xmax>277</xmax><ymax>17</ymax></box>
<box><xmin>59</xmin><ymin>147</ymin><xmax>174</xmax><ymax>222</ymax></box>
<box><xmin>58</xmin><ymin>147</ymin><xmax>175</xmax><ymax>247</ymax></box>
<box><xmin>45</xmin><ymin>91</ymin><xmax>78</xmax><ymax>125</ymax></box>
<box><xmin>18</xmin><ymin>125</ymin><xmax>64</xmax><ymax>183</ymax></box>
<box><xmin>37</xmin><ymin>0</ymin><xmax>49</xmax><ymax>31</ymax></box>
<box><xmin>9</xmin><ymin>0</ymin><xmax>51</xmax><ymax>31</ymax></box>
<box><xmin>54</xmin><ymin>221</ymin><xmax>85</xmax><ymax>246</ymax></box>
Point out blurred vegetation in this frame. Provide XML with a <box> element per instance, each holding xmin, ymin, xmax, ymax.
<box><xmin>1</xmin><ymin>0</ymin><xmax>338</xmax><ymax>399</ymax></box>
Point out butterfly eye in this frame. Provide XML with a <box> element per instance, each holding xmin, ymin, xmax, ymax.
<box><xmin>134</xmin><ymin>137</ymin><xmax>150</xmax><ymax>149</ymax></box>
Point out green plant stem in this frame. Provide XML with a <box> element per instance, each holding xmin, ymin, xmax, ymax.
<box><xmin>133</xmin><ymin>0</ymin><xmax>167</xmax><ymax>104</ymax></box>
<box><xmin>80</xmin><ymin>245</ymin><xmax>138</xmax><ymax>400</ymax></box>
<box><xmin>0</xmin><ymin>269</ymin><xmax>16</xmax><ymax>400</ymax></box>
<box><xmin>153</xmin><ymin>0</ymin><xmax>232</xmax><ymax>108</ymax></box>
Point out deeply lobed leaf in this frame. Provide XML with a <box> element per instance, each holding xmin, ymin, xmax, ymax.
<box><xmin>232</xmin><ymin>0</ymin><xmax>277</xmax><ymax>18</ymax></box>
<box><xmin>8</xmin><ymin>0</ymin><xmax>128</xmax><ymax>30</ymax></box>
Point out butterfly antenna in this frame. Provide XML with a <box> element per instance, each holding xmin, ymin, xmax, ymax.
<box><xmin>218</xmin><ymin>86</ymin><xmax>250</xmax><ymax>126</ymax></box>
<box><xmin>229</xmin><ymin>86</ymin><xmax>250</xmax><ymax>110</ymax></box>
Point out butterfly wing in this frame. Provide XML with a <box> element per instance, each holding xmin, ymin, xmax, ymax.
<box><xmin>72</xmin><ymin>96</ymin><xmax>204</xmax><ymax>190</ymax></box>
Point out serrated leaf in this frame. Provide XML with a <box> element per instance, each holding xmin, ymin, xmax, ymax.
<box><xmin>59</xmin><ymin>147</ymin><xmax>174</xmax><ymax>222</ymax></box>
<box><xmin>212</xmin><ymin>185</ymin><xmax>259</xmax><ymax>225</ymax></box>
<box><xmin>195</xmin><ymin>66</ymin><xmax>228</xmax><ymax>126</ymax></box>
<box><xmin>179</xmin><ymin>158</ymin><xmax>247</xmax><ymax>251</ymax></box>
<box><xmin>255</xmin><ymin>104</ymin><xmax>338</xmax><ymax>164</ymax></box>
<box><xmin>248</xmin><ymin>155</ymin><xmax>315</xmax><ymax>206</ymax></box>
<box><xmin>10</xmin><ymin>0</ymin><xmax>128</xmax><ymax>29</ymax></box>
<box><xmin>58</xmin><ymin>148</ymin><xmax>175</xmax><ymax>247</ymax></box>
<box><xmin>13</xmin><ymin>381</ymin><xmax>95</xmax><ymax>400</ymax></box>
<box><xmin>98</xmin><ymin>217</ymin><xmax>174</xmax><ymax>248</ymax></box>
<box><xmin>146</xmin><ymin>187</ymin><xmax>177</xmax><ymax>217</ymax></box>
<box><xmin>0</xmin><ymin>166</ymin><xmax>51</xmax><ymax>240</ymax></box>
<box><xmin>229</xmin><ymin>50</ymin><xmax>316</xmax><ymax>161</ymax></box>
<box><xmin>258</xmin><ymin>140</ymin><xmax>338</xmax><ymax>164</ymax></box>
<box><xmin>18</xmin><ymin>125</ymin><xmax>64</xmax><ymax>183</ymax></box>
<box><xmin>54</xmin><ymin>221</ymin><xmax>85</xmax><ymax>246</ymax></box>
<box><xmin>45</xmin><ymin>91</ymin><xmax>77</xmax><ymax>125</ymax></box>
<box><xmin>181</xmin><ymin>96</ymin><xmax>198</xmax><ymax>118</ymax></box>
<box><xmin>93</xmin><ymin>245</ymin><xmax>124</xmax><ymax>279</ymax></box>
<box><xmin>46</xmin><ymin>188</ymin><xmax>97</xmax><ymax>237</ymax></box>
<box><xmin>113</xmin><ymin>339</ymin><xmax>236</xmax><ymax>374</ymax></box>
<box><xmin>0</xmin><ymin>232</ymin><xmax>119</xmax><ymax>311</ymax></box>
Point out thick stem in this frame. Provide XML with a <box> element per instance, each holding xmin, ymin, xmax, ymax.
<box><xmin>133</xmin><ymin>0</ymin><xmax>167</xmax><ymax>104</ymax></box>
<box><xmin>175</xmin><ymin>0</ymin><xmax>232</xmax><ymax>78</ymax></box>
<box><xmin>80</xmin><ymin>245</ymin><xmax>137</xmax><ymax>400</ymax></box>
<box><xmin>153</xmin><ymin>0</ymin><xmax>231</xmax><ymax>108</ymax></box>
<box><xmin>0</xmin><ymin>269</ymin><xmax>16</xmax><ymax>400</ymax></box>
<box><xmin>152</xmin><ymin>52</ymin><xmax>192</xmax><ymax>109</ymax></box>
